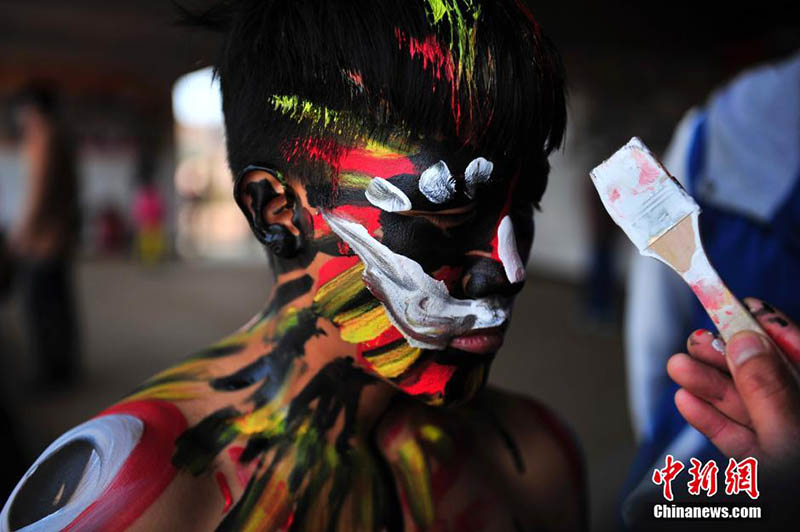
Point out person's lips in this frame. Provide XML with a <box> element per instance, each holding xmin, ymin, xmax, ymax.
<box><xmin>449</xmin><ymin>327</ymin><xmax>505</xmax><ymax>354</ymax></box>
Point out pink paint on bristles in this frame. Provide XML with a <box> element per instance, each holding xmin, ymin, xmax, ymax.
<box><xmin>631</xmin><ymin>148</ymin><xmax>661</xmax><ymax>187</ymax></box>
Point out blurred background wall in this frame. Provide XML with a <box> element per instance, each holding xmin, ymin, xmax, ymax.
<box><xmin>0</xmin><ymin>1</ymin><xmax>798</xmax><ymax>530</ymax></box>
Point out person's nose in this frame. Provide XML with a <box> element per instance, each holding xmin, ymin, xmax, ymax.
<box><xmin>460</xmin><ymin>255</ymin><xmax>524</xmax><ymax>299</ymax></box>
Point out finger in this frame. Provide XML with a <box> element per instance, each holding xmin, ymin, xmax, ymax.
<box><xmin>674</xmin><ymin>388</ymin><xmax>758</xmax><ymax>459</ymax></box>
<box><xmin>725</xmin><ymin>330</ymin><xmax>800</xmax><ymax>451</ymax></box>
<box><xmin>687</xmin><ymin>329</ymin><xmax>728</xmax><ymax>373</ymax></box>
<box><xmin>668</xmin><ymin>353</ymin><xmax>750</xmax><ymax>426</ymax></box>
<box><xmin>744</xmin><ymin>297</ymin><xmax>800</xmax><ymax>365</ymax></box>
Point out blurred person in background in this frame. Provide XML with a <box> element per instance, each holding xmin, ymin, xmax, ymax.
<box><xmin>132</xmin><ymin>173</ymin><xmax>166</xmax><ymax>265</ymax></box>
<box><xmin>9</xmin><ymin>83</ymin><xmax>81</xmax><ymax>388</ymax></box>
<box><xmin>622</xmin><ymin>52</ymin><xmax>800</xmax><ymax>529</ymax></box>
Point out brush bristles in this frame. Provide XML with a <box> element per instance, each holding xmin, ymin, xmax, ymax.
<box><xmin>590</xmin><ymin>137</ymin><xmax>699</xmax><ymax>251</ymax></box>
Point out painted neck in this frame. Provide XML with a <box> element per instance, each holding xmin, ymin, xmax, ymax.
<box><xmin>248</xmin><ymin>269</ymin><xmax>399</xmax><ymax>442</ymax></box>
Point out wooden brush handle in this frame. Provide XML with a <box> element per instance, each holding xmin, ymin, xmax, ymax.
<box><xmin>718</xmin><ymin>298</ymin><xmax>766</xmax><ymax>342</ymax></box>
<box><xmin>647</xmin><ymin>214</ymin><xmax>766</xmax><ymax>342</ymax></box>
<box><xmin>687</xmin><ymin>262</ymin><xmax>765</xmax><ymax>342</ymax></box>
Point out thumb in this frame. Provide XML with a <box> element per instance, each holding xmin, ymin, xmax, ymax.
<box><xmin>726</xmin><ymin>331</ymin><xmax>800</xmax><ymax>456</ymax></box>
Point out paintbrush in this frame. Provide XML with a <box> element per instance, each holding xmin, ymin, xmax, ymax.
<box><xmin>590</xmin><ymin>137</ymin><xmax>763</xmax><ymax>341</ymax></box>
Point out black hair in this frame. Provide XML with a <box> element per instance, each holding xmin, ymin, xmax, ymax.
<box><xmin>181</xmin><ymin>0</ymin><xmax>566</xmax><ymax>204</ymax></box>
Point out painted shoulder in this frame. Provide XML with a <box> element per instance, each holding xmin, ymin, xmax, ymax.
<box><xmin>0</xmin><ymin>399</ymin><xmax>187</xmax><ymax>532</ymax></box>
<box><xmin>374</xmin><ymin>391</ymin><xmax>587</xmax><ymax>531</ymax></box>
<box><xmin>478</xmin><ymin>387</ymin><xmax>588</xmax><ymax>531</ymax></box>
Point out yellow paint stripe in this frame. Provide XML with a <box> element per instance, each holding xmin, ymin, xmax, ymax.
<box><xmin>338</xmin><ymin>172</ymin><xmax>372</xmax><ymax>189</ymax></box>
<box><xmin>146</xmin><ymin>359</ymin><xmax>211</xmax><ymax>381</ymax></box>
<box><xmin>365</xmin><ymin>343</ymin><xmax>421</xmax><ymax>378</ymax></box>
<box><xmin>332</xmin><ymin>299</ymin><xmax>380</xmax><ymax>325</ymax></box>
<box><xmin>126</xmin><ymin>381</ymin><xmax>205</xmax><ymax>402</ymax></box>
<box><xmin>339</xmin><ymin>305</ymin><xmax>392</xmax><ymax>344</ymax></box>
<box><xmin>397</xmin><ymin>439</ymin><xmax>435</xmax><ymax>526</ymax></box>
<box><xmin>364</xmin><ymin>138</ymin><xmax>412</xmax><ymax>158</ymax></box>
<box><xmin>314</xmin><ymin>263</ymin><xmax>367</xmax><ymax>317</ymax></box>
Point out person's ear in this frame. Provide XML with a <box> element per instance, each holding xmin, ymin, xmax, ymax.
<box><xmin>234</xmin><ymin>166</ymin><xmax>304</xmax><ymax>258</ymax></box>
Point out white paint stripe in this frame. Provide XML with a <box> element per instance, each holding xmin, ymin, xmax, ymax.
<box><xmin>464</xmin><ymin>157</ymin><xmax>494</xmax><ymax>199</ymax></box>
<box><xmin>497</xmin><ymin>215</ymin><xmax>526</xmax><ymax>284</ymax></box>
<box><xmin>322</xmin><ymin>210</ymin><xmax>510</xmax><ymax>350</ymax></box>
<box><xmin>365</xmin><ymin>178</ymin><xmax>412</xmax><ymax>212</ymax></box>
<box><xmin>419</xmin><ymin>160</ymin><xmax>455</xmax><ymax>204</ymax></box>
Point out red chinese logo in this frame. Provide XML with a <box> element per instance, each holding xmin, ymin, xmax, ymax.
<box><xmin>724</xmin><ymin>457</ymin><xmax>759</xmax><ymax>500</ymax></box>
<box><xmin>653</xmin><ymin>456</ymin><xmax>760</xmax><ymax>500</ymax></box>
<box><xmin>652</xmin><ymin>454</ymin><xmax>684</xmax><ymax>501</ymax></box>
<box><xmin>687</xmin><ymin>458</ymin><xmax>719</xmax><ymax>497</ymax></box>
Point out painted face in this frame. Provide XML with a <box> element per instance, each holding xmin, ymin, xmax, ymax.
<box><xmin>304</xmin><ymin>140</ymin><xmax>535</xmax><ymax>405</ymax></box>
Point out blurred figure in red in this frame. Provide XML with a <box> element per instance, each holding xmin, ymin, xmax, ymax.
<box><xmin>10</xmin><ymin>83</ymin><xmax>81</xmax><ymax>388</ymax></box>
<box><xmin>132</xmin><ymin>174</ymin><xmax>165</xmax><ymax>264</ymax></box>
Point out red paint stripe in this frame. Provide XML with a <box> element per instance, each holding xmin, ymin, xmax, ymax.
<box><xmin>317</xmin><ymin>255</ymin><xmax>361</xmax><ymax>288</ymax></box>
<box><xmin>330</xmin><ymin>204</ymin><xmax>382</xmax><ymax>234</ymax></box>
<box><xmin>360</xmin><ymin>325</ymin><xmax>404</xmax><ymax>350</ymax></box>
<box><xmin>337</xmin><ymin>148</ymin><xmax>416</xmax><ymax>177</ymax></box>
<box><xmin>282</xmin><ymin>138</ymin><xmax>416</xmax><ymax>180</ymax></box>
<box><xmin>227</xmin><ymin>446</ymin><xmax>258</xmax><ymax>488</ymax></box>
<box><xmin>64</xmin><ymin>400</ymin><xmax>188</xmax><ymax>531</ymax></box>
<box><xmin>396</xmin><ymin>360</ymin><xmax>457</xmax><ymax>397</ymax></box>
<box><xmin>282</xmin><ymin>137</ymin><xmax>346</xmax><ymax>168</ymax></box>
<box><xmin>311</xmin><ymin>210</ymin><xmax>332</xmax><ymax>238</ymax></box>
<box><xmin>771</xmin><ymin>329</ymin><xmax>800</xmax><ymax>364</ymax></box>
<box><xmin>514</xmin><ymin>0</ymin><xmax>541</xmax><ymax>36</ymax></box>
<box><xmin>432</xmin><ymin>265</ymin><xmax>463</xmax><ymax>292</ymax></box>
<box><xmin>216</xmin><ymin>471</ymin><xmax>233</xmax><ymax>513</ymax></box>
<box><xmin>283</xmin><ymin>509</ymin><xmax>295</xmax><ymax>530</ymax></box>
<box><xmin>395</xmin><ymin>29</ymin><xmax>455</xmax><ymax>84</ymax></box>
<box><xmin>394</xmin><ymin>27</ymin><xmax>462</xmax><ymax>128</ymax></box>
